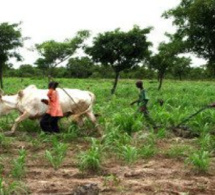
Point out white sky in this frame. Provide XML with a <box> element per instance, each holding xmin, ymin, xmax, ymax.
<box><xmin>0</xmin><ymin>0</ymin><xmax>206</xmax><ymax>68</ymax></box>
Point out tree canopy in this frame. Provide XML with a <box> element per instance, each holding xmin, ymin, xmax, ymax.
<box><xmin>86</xmin><ymin>26</ymin><xmax>152</xmax><ymax>94</ymax></box>
<box><xmin>67</xmin><ymin>57</ymin><xmax>94</xmax><ymax>78</ymax></box>
<box><xmin>163</xmin><ymin>0</ymin><xmax>215</xmax><ymax>74</ymax></box>
<box><xmin>0</xmin><ymin>22</ymin><xmax>23</xmax><ymax>88</ymax></box>
<box><xmin>35</xmin><ymin>30</ymin><xmax>90</xmax><ymax>78</ymax></box>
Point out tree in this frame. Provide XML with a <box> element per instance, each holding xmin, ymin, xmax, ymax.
<box><xmin>172</xmin><ymin>57</ymin><xmax>191</xmax><ymax>80</ymax></box>
<box><xmin>189</xmin><ymin>66</ymin><xmax>207</xmax><ymax>79</ymax></box>
<box><xmin>35</xmin><ymin>30</ymin><xmax>90</xmax><ymax>79</ymax></box>
<box><xmin>66</xmin><ymin>57</ymin><xmax>94</xmax><ymax>78</ymax></box>
<box><xmin>0</xmin><ymin>22</ymin><xmax>23</xmax><ymax>88</ymax></box>
<box><xmin>150</xmin><ymin>42</ymin><xmax>181</xmax><ymax>90</ymax></box>
<box><xmin>18</xmin><ymin>64</ymin><xmax>36</xmax><ymax>77</ymax></box>
<box><xmin>86</xmin><ymin>26</ymin><xmax>152</xmax><ymax>94</ymax></box>
<box><xmin>163</xmin><ymin>0</ymin><xmax>215</xmax><ymax>76</ymax></box>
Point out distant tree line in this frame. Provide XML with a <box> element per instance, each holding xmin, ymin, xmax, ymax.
<box><xmin>4</xmin><ymin>60</ymin><xmax>212</xmax><ymax>81</ymax></box>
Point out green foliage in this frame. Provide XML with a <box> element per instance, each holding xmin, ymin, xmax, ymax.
<box><xmin>198</xmin><ymin>134</ymin><xmax>215</xmax><ymax>152</ymax></box>
<box><xmin>139</xmin><ymin>144</ymin><xmax>157</xmax><ymax>158</ymax></box>
<box><xmin>78</xmin><ymin>138</ymin><xmax>102</xmax><ymax>172</ymax></box>
<box><xmin>156</xmin><ymin>128</ymin><xmax>167</xmax><ymax>139</ymax></box>
<box><xmin>86</xmin><ymin>25</ymin><xmax>152</xmax><ymax>94</ymax></box>
<box><xmin>0</xmin><ymin>22</ymin><xmax>23</xmax><ymax>88</ymax></box>
<box><xmin>0</xmin><ymin>178</ymin><xmax>28</xmax><ymax>195</ymax></box>
<box><xmin>113</xmin><ymin>111</ymin><xmax>143</xmax><ymax>135</ymax></box>
<box><xmin>11</xmin><ymin>149</ymin><xmax>27</xmax><ymax>179</ymax></box>
<box><xmin>103</xmin><ymin>174</ymin><xmax>121</xmax><ymax>188</ymax></box>
<box><xmin>119</xmin><ymin>145</ymin><xmax>138</xmax><ymax>164</ymax></box>
<box><xmin>166</xmin><ymin>145</ymin><xmax>192</xmax><ymax>159</ymax></box>
<box><xmin>67</xmin><ymin>57</ymin><xmax>95</xmax><ymax>78</ymax></box>
<box><xmin>149</xmin><ymin>42</ymin><xmax>191</xmax><ymax>90</ymax></box>
<box><xmin>102</xmin><ymin>125</ymin><xmax>132</xmax><ymax>152</ymax></box>
<box><xmin>171</xmin><ymin>57</ymin><xmax>192</xmax><ymax>80</ymax></box>
<box><xmin>4</xmin><ymin>64</ymin><xmax>211</xmax><ymax>80</ymax></box>
<box><xmin>0</xmin><ymin>134</ymin><xmax>11</xmax><ymax>148</ymax></box>
<box><xmin>164</xmin><ymin>0</ymin><xmax>215</xmax><ymax>75</ymax></box>
<box><xmin>45</xmin><ymin>138</ymin><xmax>68</xmax><ymax>170</ymax></box>
<box><xmin>35</xmin><ymin>30</ymin><xmax>90</xmax><ymax>77</ymax></box>
<box><xmin>20</xmin><ymin>119</ymin><xmax>40</xmax><ymax>133</ymax></box>
<box><xmin>185</xmin><ymin>150</ymin><xmax>211</xmax><ymax>173</ymax></box>
<box><xmin>61</xmin><ymin>124</ymin><xmax>79</xmax><ymax>142</ymax></box>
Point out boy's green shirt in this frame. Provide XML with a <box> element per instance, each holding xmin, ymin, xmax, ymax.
<box><xmin>138</xmin><ymin>89</ymin><xmax>149</xmax><ymax>107</ymax></box>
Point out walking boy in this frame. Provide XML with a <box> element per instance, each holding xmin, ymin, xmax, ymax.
<box><xmin>130</xmin><ymin>80</ymin><xmax>149</xmax><ymax>116</ymax></box>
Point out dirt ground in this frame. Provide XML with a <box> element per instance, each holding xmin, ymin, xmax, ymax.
<box><xmin>2</xmin><ymin>135</ymin><xmax>215</xmax><ymax>195</ymax></box>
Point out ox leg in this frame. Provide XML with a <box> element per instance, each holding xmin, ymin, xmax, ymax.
<box><xmin>85</xmin><ymin>111</ymin><xmax>102</xmax><ymax>136</ymax></box>
<box><xmin>76</xmin><ymin>115</ymin><xmax>84</xmax><ymax>127</ymax></box>
<box><xmin>69</xmin><ymin>115</ymin><xmax>84</xmax><ymax>127</ymax></box>
<box><xmin>5</xmin><ymin>112</ymin><xmax>30</xmax><ymax>135</ymax></box>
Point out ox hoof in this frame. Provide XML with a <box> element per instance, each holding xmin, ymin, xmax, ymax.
<box><xmin>4</xmin><ymin>131</ymin><xmax>15</xmax><ymax>136</ymax></box>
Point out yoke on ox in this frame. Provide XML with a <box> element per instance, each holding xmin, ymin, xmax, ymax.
<box><xmin>0</xmin><ymin>85</ymin><xmax>101</xmax><ymax>135</ymax></box>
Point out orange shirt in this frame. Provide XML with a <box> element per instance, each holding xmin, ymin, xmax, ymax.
<box><xmin>46</xmin><ymin>89</ymin><xmax>63</xmax><ymax>117</ymax></box>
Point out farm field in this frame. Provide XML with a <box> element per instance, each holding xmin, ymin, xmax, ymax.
<box><xmin>0</xmin><ymin>78</ymin><xmax>215</xmax><ymax>194</ymax></box>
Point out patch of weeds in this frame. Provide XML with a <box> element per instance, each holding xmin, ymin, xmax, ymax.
<box><xmin>113</xmin><ymin>111</ymin><xmax>143</xmax><ymax>135</ymax></box>
<box><xmin>139</xmin><ymin>144</ymin><xmax>157</xmax><ymax>158</ymax></box>
<box><xmin>103</xmin><ymin>174</ymin><xmax>121</xmax><ymax>188</ymax></box>
<box><xmin>0</xmin><ymin>115</ymin><xmax>14</xmax><ymax>132</ymax></box>
<box><xmin>199</xmin><ymin>134</ymin><xmax>215</xmax><ymax>152</ymax></box>
<box><xmin>78</xmin><ymin>138</ymin><xmax>102</xmax><ymax>172</ymax></box>
<box><xmin>0</xmin><ymin>133</ymin><xmax>11</xmax><ymax>149</ymax></box>
<box><xmin>11</xmin><ymin>149</ymin><xmax>27</xmax><ymax>179</ymax></box>
<box><xmin>0</xmin><ymin>158</ymin><xmax>4</xmax><ymax>175</ymax></box>
<box><xmin>0</xmin><ymin>177</ymin><xmax>29</xmax><ymax>195</ymax></box>
<box><xmin>185</xmin><ymin>150</ymin><xmax>211</xmax><ymax>173</ymax></box>
<box><xmin>166</xmin><ymin>145</ymin><xmax>192</xmax><ymax>159</ymax></box>
<box><xmin>103</xmin><ymin>127</ymin><xmax>131</xmax><ymax>151</ymax></box>
<box><xmin>20</xmin><ymin>120</ymin><xmax>40</xmax><ymax>133</ymax></box>
<box><xmin>62</xmin><ymin>124</ymin><xmax>79</xmax><ymax>142</ymax></box>
<box><xmin>156</xmin><ymin>128</ymin><xmax>167</xmax><ymax>139</ymax></box>
<box><xmin>119</xmin><ymin>145</ymin><xmax>138</xmax><ymax>164</ymax></box>
<box><xmin>137</xmin><ymin>132</ymin><xmax>157</xmax><ymax>158</ymax></box>
<box><xmin>45</xmin><ymin>138</ymin><xmax>68</xmax><ymax>170</ymax></box>
<box><xmin>38</xmin><ymin>132</ymin><xmax>53</xmax><ymax>143</ymax></box>
<box><xmin>30</xmin><ymin>138</ymin><xmax>43</xmax><ymax>151</ymax></box>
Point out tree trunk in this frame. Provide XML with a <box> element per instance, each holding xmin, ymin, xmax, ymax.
<box><xmin>213</xmin><ymin>65</ymin><xmax>215</xmax><ymax>78</ymax></box>
<box><xmin>157</xmin><ymin>74</ymin><xmax>160</xmax><ymax>82</ymax></box>
<box><xmin>158</xmin><ymin>73</ymin><xmax>164</xmax><ymax>91</ymax></box>
<box><xmin>0</xmin><ymin>64</ymin><xmax>3</xmax><ymax>89</ymax></box>
<box><xmin>179</xmin><ymin>73</ymin><xmax>182</xmax><ymax>81</ymax></box>
<box><xmin>111</xmin><ymin>71</ymin><xmax>120</xmax><ymax>94</ymax></box>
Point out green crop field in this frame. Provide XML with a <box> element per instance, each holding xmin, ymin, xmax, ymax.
<box><xmin>0</xmin><ymin>77</ymin><xmax>215</xmax><ymax>194</ymax></box>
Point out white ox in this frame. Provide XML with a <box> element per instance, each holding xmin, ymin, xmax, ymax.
<box><xmin>0</xmin><ymin>85</ymin><xmax>100</xmax><ymax>135</ymax></box>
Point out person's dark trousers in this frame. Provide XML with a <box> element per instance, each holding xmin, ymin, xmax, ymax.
<box><xmin>50</xmin><ymin>117</ymin><xmax>60</xmax><ymax>133</ymax></box>
<box><xmin>40</xmin><ymin>114</ymin><xmax>60</xmax><ymax>133</ymax></box>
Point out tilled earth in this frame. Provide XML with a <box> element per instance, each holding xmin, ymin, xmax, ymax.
<box><xmin>25</xmin><ymin>158</ymin><xmax>215</xmax><ymax>195</ymax></box>
<box><xmin>2</xmin><ymin>135</ymin><xmax>215</xmax><ymax>195</ymax></box>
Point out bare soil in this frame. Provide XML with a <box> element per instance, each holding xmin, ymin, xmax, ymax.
<box><xmin>2</xmin><ymin>134</ymin><xmax>215</xmax><ymax>195</ymax></box>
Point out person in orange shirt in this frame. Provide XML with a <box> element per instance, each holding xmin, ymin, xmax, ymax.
<box><xmin>40</xmin><ymin>81</ymin><xmax>63</xmax><ymax>133</ymax></box>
